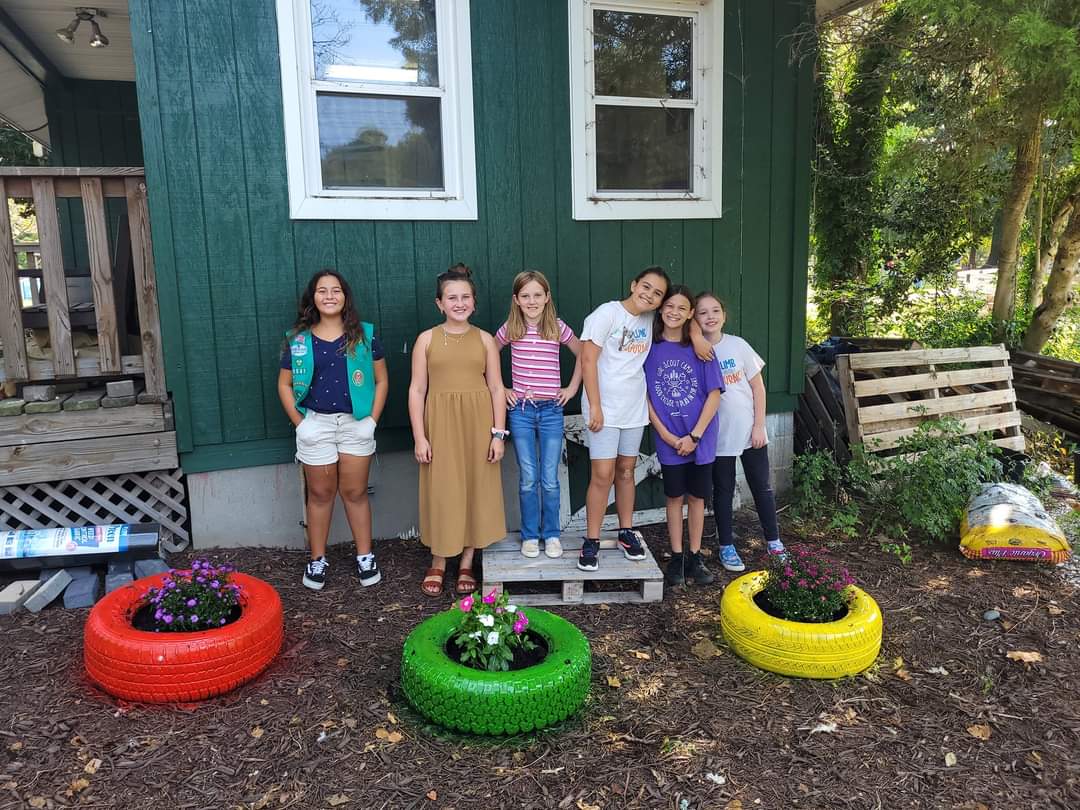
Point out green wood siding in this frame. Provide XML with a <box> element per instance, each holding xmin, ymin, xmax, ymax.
<box><xmin>128</xmin><ymin>0</ymin><xmax>812</xmax><ymax>474</ymax></box>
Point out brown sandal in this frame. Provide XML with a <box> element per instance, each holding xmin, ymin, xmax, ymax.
<box><xmin>421</xmin><ymin>567</ymin><xmax>445</xmax><ymax>597</ymax></box>
<box><xmin>455</xmin><ymin>567</ymin><xmax>477</xmax><ymax>596</ymax></box>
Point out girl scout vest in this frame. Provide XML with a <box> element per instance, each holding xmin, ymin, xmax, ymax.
<box><xmin>288</xmin><ymin>323</ymin><xmax>375</xmax><ymax>419</ymax></box>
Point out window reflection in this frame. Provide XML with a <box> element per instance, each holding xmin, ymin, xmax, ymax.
<box><xmin>595</xmin><ymin>106</ymin><xmax>692</xmax><ymax>191</ymax></box>
<box><xmin>593</xmin><ymin>11</ymin><xmax>692</xmax><ymax>99</ymax></box>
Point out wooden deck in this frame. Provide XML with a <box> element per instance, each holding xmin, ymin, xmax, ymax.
<box><xmin>482</xmin><ymin>531</ymin><xmax>664</xmax><ymax>606</ymax></box>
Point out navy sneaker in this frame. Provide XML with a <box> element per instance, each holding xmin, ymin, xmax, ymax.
<box><xmin>618</xmin><ymin>529</ymin><xmax>647</xmax><ymax>561</ymax></box>
<box><xmin>665</xmin><ymin>552</ymin><xmax>685</xmax><ymax>586</ymax></box>
<box><xmin>303</xmin><ymin>556</ymin><xmax>328</xmax><ymax>590</ymax></box>
<box><xmin>356</xmin><ymin>554</ymin><xmax>381</xmax><ymax>587</ymax></box>
<box><xmin>685</xmin><ymin>550</ymin><xmax>715</xmax><ymax>585</ymax></box>
<box><xmin>578</xmin><ymin>538</ymin><xmax>600</xmax><ymax>572</ymax></box>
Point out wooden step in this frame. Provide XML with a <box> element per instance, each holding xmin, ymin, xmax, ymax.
<box><xmin>482</xmin><ymin>531</ymin><xmax>664</xmax><ymax>606</ymax></box>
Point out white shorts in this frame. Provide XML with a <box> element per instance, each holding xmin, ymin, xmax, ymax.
<box><xmin>585</xmin><ymin>425</ymin><xmax>645</xmax><ymax>460</ymax></box>
<box><xmin>295</xmin><ymin>412</ymin><xmax>376</xmax><ymax>465</ymax></box>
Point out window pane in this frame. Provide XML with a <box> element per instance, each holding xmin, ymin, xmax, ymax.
<box><xmin>317</xmin><ymin>93</ymin><xmax>443</xmax><ymax>189</ymax></box>
<box><xmin>595</xmin><ymin>106</ymin><xmax>691</xmax><ymax>192</ymax></box>
<box><xmin>311</xmin><ymin>0</ymin><xmax>438</xmax><ymax>86</ymax></box>
<box><xmin>593</xmin><ymin>11</ymin><xmax>692</xmax><ymax>99</ymax></box>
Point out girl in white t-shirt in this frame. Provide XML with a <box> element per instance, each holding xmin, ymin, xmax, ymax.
<box><xmin>694</xmin><ymin>292</ymin><xmax>785</xmax><ymax>572</ymax></box>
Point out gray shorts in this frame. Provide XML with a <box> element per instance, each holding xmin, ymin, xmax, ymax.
<box><xmin>585</xmin><ymin>425</ymin><xmax>645</xmax><ymax>460</ymax></box>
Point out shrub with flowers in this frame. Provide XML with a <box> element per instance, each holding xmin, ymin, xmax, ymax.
<box><xmin>762</xmin><ymin>544</ymin><xmax>856</xmax><ymax>623</ymax></box>
<box><xmin>141</xmin><ymin>558</ymin><xmax>242</xmax><ymax>632</ymax></box>
<box><xmin>451</xmin><ymin>588</ymin><xmax>537</xmax><ymax>672</ymax></box>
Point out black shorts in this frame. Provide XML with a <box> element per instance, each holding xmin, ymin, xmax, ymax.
<box><xmin>661</xmin><ymin>462</ymin><xmax>713</xmax><ymax>500</ymax></box>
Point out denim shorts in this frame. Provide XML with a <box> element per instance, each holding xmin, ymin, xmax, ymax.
<box><xmin>295</xmin><ymin>412</ymin><xmax>376</xmax><ymax>465</ymax></box>
<box><xmin>585</xmin><ymin>425</ymin><xmax>645</xmax><ymax>460</ymax></box>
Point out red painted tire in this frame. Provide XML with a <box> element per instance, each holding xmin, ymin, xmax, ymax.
<box><xmin>83</xmin><ymin>572</ymin><xmax>284</xmax><ymax>703</ymax></box>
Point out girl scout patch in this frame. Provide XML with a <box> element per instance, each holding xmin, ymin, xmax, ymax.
<box><xmin>290</xmin><ymin>338</ymin><xmax>307</xmax><ymax>357</ymax></box>
<box><xmin>352</xmin><ymin>369</ymin><xmax>364</xmax><ymax>386</ymax></box>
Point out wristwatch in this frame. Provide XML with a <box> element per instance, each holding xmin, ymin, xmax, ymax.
<box><xmin>689</xmin><ymin>433</ymin><xmax>701</xmax><ymax>444</ymax></box>
<box><xmin>491</xmin><ymin>428</ymin><xmax>510</xmax><ymax>440</ymax></box>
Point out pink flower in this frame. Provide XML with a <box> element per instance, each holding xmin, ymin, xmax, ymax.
<box><xmin>780</xmin><ymin>581</ymin><xmax>790</xmax><ymax>590</ymax></box>
<box><xmin>496</xmin><ymin>607</ymin><xmax>504</xmax><ymax>614</ymax></box>
<box><xmin>483</xmin><ymin>588</ymin><xmax>498</xmax><ymax>605</ymax></box>
<box><xmin>516</xmin><ymin>611</ymin><xmax>528</xmax><ymax>627</ymax></box>
<box><xmin>797</xmin><ymin>579</ymin><xmax>809</xmax><ymax>588</ymax></box>
<box><xmin>783</xmin><ymin>566</ymin><xmax>794</xmax><ymax>578</ymax></box>
<box><xmin>459</xmin><ymin>595</ymin><xmax>474</xmax><ymax>612</ymax></box>
<box><xmin>513</xmin><ymin>620</ymin><xmax>526</xmax><ymax>635</ymax></box>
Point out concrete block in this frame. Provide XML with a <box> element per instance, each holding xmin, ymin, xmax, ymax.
<box><xmin>40</xmin><ymin>566</ymin><xmax>93</xmax><ymax>582</ymax></box>
<box><xmin>0</xmin><ymin>580</ymin><xmax>39</xmax><ymax>615</ymax></box>
<box><xmin>0</xmin><ymin>398</ymin><xmax>25</xmax><ymax>416</ymax></box>
<box><xmin>24</xmin><ymin>570</ymin><xmax>73</xmax><ymax>612</ymax></box>
<box><xmin>62</xmin><ymin>390</ymin><xmax>104</xmax><ymax>411</ymax></box>
<box><xmin>136</xmin><ymin>391</ymin><xmax>169</xmax><ymax>404</ymax></box>
<box><xmin>107</xmin><ymin>560</ymin><xmax>133</xmax><ymax>576</ymax></box>
<box><xmin>102</xmin><ymin>394</ymin><xmax>137</xmax><ymax>408</ymax></box>
<box><xmin>24</xmin><ymin>397</ymin><xmax>65</xmax><ymax>414</ymax></box>
<box><xmin>105</xmin><ymin>572</ymin><xmax>134</xmax><ymax>593</ymax></box>
<box><xmin>134</xmin><ymin>558</ymin><xmax>170</xmax><ymax>579</ymax></box>
<box><xmin>23</xmin><ymin>384</ymin><xmax>56</xmax><ymax>402</ymax></box>
<box><xmin>106</xmin><ymin>379</ymin><xmax>136</xmax><ymax>398</ymax></box>
<box><xmin>63</xmin><ymin>574</ymin><xmax>101</xmax><ymax>608</ymax></box>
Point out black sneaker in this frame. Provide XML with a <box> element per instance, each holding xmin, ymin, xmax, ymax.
<box><xmin>618</xmin><ymin>529</ymin><xmax>647</xmax><ymax>561</ymax></box>
<box><xmin>665</xmin><ymin>552</ymin><xmax>685</xmax><ymax>586</ymax></box>
<box><xmin>303</xmin><ymin>556</ymin><xmax>328</xmax><ymax>590</ymax></box>
<box><xmin>578</xmin><ymin>538</ymin><xmax>600</xmax><ymax>572</ymax></box>
<box><xmin>685</xmin><ymin>550</ymin><xmax>715</xmax><ymax>585</ymax></box>
<box><xmin>357</xmin><ymin>555</ymin><xmax>381</xmax><ymax>587</ymax></box>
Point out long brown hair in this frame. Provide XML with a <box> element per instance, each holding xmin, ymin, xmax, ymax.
<box><xmin>504</xmin><ymin>270</ymin><xmax>561</xmax><ymax>342</ymax></box>
<box><xmin>653</xmin><ymin>284</ymin><xmax>695</xmax><ymax>345</ymax></box>
<box><xmin>287</xmin><ymin>269</ymin><xmax>366</xmax><ymax>356</ymax></box>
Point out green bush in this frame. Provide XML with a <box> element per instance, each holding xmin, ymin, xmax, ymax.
<box><xmin>792</xmin><ymin>417</ymin><xmax>1003</xmax><ymax>553</ymax></box>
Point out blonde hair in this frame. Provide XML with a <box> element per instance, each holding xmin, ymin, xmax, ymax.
<box><xmin>504</xmin><ymin>270</ymin><xmax>561</xmax><ymax>342</ymax></box>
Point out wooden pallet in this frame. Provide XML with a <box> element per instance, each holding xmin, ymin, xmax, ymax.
<box><xmin>482</xmin><ymin>531</ymin><xmax>664</xmax><ymax>606</ymax></box>
<box><xmin>835</xmin><ymin>344</ymin><xmax>1024</xmax><ymax>455</ymax></box>
<box><xmin>796</xmin><ymin>357</ymin><xmax>851</xmax><ymax>461</ymax></box>
<box><xmin>1010</xmin><ymin>350</ymin><xmax>1080</xmax><ymax>442</ymax></box>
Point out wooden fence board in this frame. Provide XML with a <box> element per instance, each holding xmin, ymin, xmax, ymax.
<box><xmin>852</xmin><ymin>366</ymin><xmax>1012</xmax><ymax>398</ymax></box>
<box><xmin>858</xmin><ymin>388</ymin><xmax>1018</xmax><ymax>424</ymax></box>
<box><xmin>0</xmin><ymin>354</ymin><xmax>144</xmax><ymax>383</ymax></box>
<box><xmin>81</xmin><ymin>177</ymin><xmax>122</xmax><ymax>373</ymax></box>
<box><xmin>125</xmin><ymin>178</ymin><xmax>167</xmax><ymax>398</ymax></box>
<box><xmin>0</xmin><ymin>178</ymin><xmax>28</xmax><ymax>381</ymax></box>
<box><xmin>866</xmin><ymin>410</ymin><xmax>1022</xmax><ymax>452</ymax></box>
<box><xmin>849</xmin><ymin>345</ymin><xmax>1008</xmax><ymax>370</ymax></box>
<box><xmin>31</xmin><ymin>177</ymin><xmax>75</xmax><ymax>376</ymax></box>
<box><xmin>0</xmin><ymin>403</ymin><xmax>164</xmax><ymax>447</ymax></box>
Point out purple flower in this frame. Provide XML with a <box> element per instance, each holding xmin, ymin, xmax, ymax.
<box><xmin>219</xmin><ymin>618</ymin><xmax>226</xmax><ymax>625</ymax></box>
<box><xmin>166</xmin><ymin>581</ymin><xmax>177</xmax><ymax>590</ymax></box>
<box><xmin>190</xmin><ymin>614</ymin><xmax>199</xmax><ymax>623</ymax></box>
<box><xmin>210</xmin><ymin>580</ymin><xmax>220</xmax><ymax>589</ymax></box>
<box><xmin>513</xmin><ymin>620</ymin><xmax>526</xmax><ymax>635</ymax></box>
<box><xmin>780</xmin><ymin>581</ymin><xmax>790</xmax><ymax>590</ymax></box>
<box><xmin>154</xmin><ymin>610</ymin><xmax>163</xmax><ymax>620</ymax></box>
<box><xmin>797</xmin><ymin>579</ymin><xmax>809</xmax><ymax>588</ymax></box>
<box><xmin>196</xmin><ymin>576</ymin><xmax>206</xmax><ymax>584</ymax></box>
<box><xmin>187</xmin><ymin>598</ymin><xmax>197</xmax><ymax>607</ymax></box>
<box><xmin>163</xmin><ymin>614</ymin><xmax>173</xmax><ymax>624</ymax></box>
<box><xmin>516</xmin><ymin>611</ymin><xmax>528</xmax><ymax>627</ymax></box>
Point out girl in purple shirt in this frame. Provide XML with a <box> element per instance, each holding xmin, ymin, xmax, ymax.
<box><xmin>644</xmin><ymin>286</ymin><xmax>725</xmax><ymax>587</ymax></box>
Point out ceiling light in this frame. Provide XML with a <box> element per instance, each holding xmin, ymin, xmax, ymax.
<box><xmin>55</xmin><ymin>8</ymin><xmax>108</xmax><ymax>48</ymax></box>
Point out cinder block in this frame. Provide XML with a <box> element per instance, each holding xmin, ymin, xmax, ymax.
<box><xmin>63</xmin><ymin>574</ymin><xmax>102</xmax><ymax>608</ymax></box>
<box><xmin>136</xmin><ymin>391</ymin><xmax>169</xmax><ymax>404</ymax></box>
<box><xmin>62</xmin><ymin>391</ymin><xmax>104</xmax><ymax>411</ymax></box>
<box><xmin>22</xmin><ymin>384</ymin><xmax>56</xmax><ymax>402</ymax></box>
<box><xmin>0</xmin><ymin>580</ymin><xmax>39</xmax><ymax>615</ymax></box>
<box><xmin>134</xmin><ymin>558</ymin><xmax>171</xmax><ymax>579</ymax></box>
<box><xmin>105</xmin><ymin>572</ymin><xmax>134</xmax><ymax>593</ymax></box>
<box><xmin>105</xmin><ymin>379</ymin><xmax>136</xmax><ymax>398</ymax></box>
<box><xmin>24</xmin><ymin>570</ymin><xmax>73</xmax><ymax>613</ymax></box>
<box><xmin>24</xmin><ymin>397</ymin><xmax>65</xmax><ymax>414</ymax></box>
<box><xmin>102</xmin><ymin>395</ymin><xmax>137</xmax><ymax>408</ymax></box>
<box><xmin>107</xmin><ymin>560</ymin><xmax>133</xmax><ymax>577</ymax></box>
<box><xmin>0</xmin><ymin>398</ymin><xmax>25</xmax><ymax>416</ymax></box>
<box><xmin>40</xmin><ymin>566</ymin><xmax>93</xmax><ymax>582</ymax></box>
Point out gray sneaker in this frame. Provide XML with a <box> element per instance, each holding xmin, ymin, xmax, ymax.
<box><xmin>685</xmin><ymin>550</ymin><xmax>715</xmax><ymax>585</ymax></box>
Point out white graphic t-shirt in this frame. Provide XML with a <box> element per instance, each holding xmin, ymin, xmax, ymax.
<box><xmin>713</xmin><ymin>333</ymin><xmax>767</xmax><ymax>456</ymax></box>
<box><xmin>580</xmin><ymin>300</ymin><xmax>653</xmax><ymax>428</ymax></box>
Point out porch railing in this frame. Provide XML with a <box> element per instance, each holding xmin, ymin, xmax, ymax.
<box><xmin>0</xmin><ymin>167</ymin><xmax>165</xmax><ymax>398</ymax></box>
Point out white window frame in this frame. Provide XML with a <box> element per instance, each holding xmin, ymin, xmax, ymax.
<box><xmin>276</xmin><ymin>0</ymin><xmax>478</xmax><ymax>220</ymax></box>
<box><xmin>568</xmin><ymin>0</ymin><xmax>724</xmax><ymax>221</ymax></box>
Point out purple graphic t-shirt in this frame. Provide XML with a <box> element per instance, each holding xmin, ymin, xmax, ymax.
<box><xmin>644</xmin><ymin>339</ymin><xmax>725</xmax><ymax>466</ymax></box>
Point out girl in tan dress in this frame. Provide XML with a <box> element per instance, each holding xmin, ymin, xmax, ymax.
<box><xmin>408</xmin><ymin>264</ymin><xmax>508</xmax><ymax>597</ymax></box>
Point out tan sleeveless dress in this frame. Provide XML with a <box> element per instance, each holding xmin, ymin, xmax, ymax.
<box><xmin>419</xmin><ymin>327</ymin><xmax>506</xmax><ymax>556</ymax></box>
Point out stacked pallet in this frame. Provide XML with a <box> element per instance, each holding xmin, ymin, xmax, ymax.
<box><xmin>835</xmin><ymin>345</ymin><xmax>1024</xmax><ymax>456</ymax></box>
<box><xmin>1010</xmin><ymin>350</ymin><xmax>1080</xmax><ymax>442</ymax></box>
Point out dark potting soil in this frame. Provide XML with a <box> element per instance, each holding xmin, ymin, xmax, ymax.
<box><xmin>129</xmin><ymin>603</ymin><xmax>242</xmax><ymax>632</ymax></box>
<box><xmin>445</xmin><ymin>629</ymin><xmax>549</xmax><ymax>671</ymax></box>
<box><xmin>753</xmin><ymin>589</ymin><xmax>847</xmax><ymax>623</ymax></box>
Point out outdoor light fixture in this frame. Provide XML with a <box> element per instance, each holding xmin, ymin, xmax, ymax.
<box><xmin>55</xmin><ymin>8</ymin><xmax>109</xmax><ymax>48</ymax></box>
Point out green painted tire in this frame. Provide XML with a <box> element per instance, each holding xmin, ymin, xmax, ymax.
<box><xmin>401</xmin><ymin>607</ymin><xmax>591</xmax><ymax>735</ymax></box>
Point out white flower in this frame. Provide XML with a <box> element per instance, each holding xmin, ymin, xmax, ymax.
<box><xmin>505</xmin><ymin>604</ymin><xmax>517</xmax><ymax>613</ymax></box>
<box><xmin>478</xmin><ymin>614</ymin><xmax>495</xmax><ymax>627</ymax></box>
<box><xmin>469</xmin><ymin>631</ymin><xmax>482</xmax><ymax>639</ymax></box>
<box><xmin>486</xmin><ymin>631</ymin><xmax>500</xmax><ymax>646</ymax></box>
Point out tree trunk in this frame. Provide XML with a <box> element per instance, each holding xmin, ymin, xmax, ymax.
<box><xmin>991</xmin><ymin>113</ymin><xmax>1043</xmax><ymax>332</ymax></box>
<box><xmin>1021</xmin><ymin>206</ymin><xmax>1080</xmax><ymax>353</ymax></box>
<box><xmin>1031</xmin><ymin>190</ymin><xmax>1078</xmax><ymax>309</ymax></box>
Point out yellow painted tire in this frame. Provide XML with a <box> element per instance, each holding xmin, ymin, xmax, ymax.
<box><xmin>720</xmin><ymin>571</ymin><xmax>882</xmax><ymax>679</ymax></box>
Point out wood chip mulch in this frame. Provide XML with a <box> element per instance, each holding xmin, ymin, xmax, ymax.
<box><xmin>2</xmin><ymin>515</ymin><xmax>1079</xmax><ymax>810</ymax></box>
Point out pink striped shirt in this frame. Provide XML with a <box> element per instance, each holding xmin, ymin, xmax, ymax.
<box><xmin>495</xmin><ymin>319</ymin><xmax>576</xmax><ymax>399</ymax></box>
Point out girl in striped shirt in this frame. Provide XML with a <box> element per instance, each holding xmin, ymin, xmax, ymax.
<box><xmin>496</xmin><ymin>271</ymin><xmax>583</xmax><ymax>558</ymax></box>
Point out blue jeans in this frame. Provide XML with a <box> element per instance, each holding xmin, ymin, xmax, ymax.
<box><xmin>508</xmin><ymin>400</ymin><xmax>564</xmax><ymax>540</ymax></box>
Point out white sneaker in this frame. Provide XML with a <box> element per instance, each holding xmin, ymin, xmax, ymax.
<box><xmin>521</xmin><ymin>538</ymin><xmax>540</xmax><ymax>558</ymax></box>
<box><xmin>543</xmin><ymin>537</ymin><xmax>563</xmax><ymax>558</ymax></box>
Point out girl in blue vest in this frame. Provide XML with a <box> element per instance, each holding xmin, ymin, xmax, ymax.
<box><xmin>278</xmin><ymin>270</ymin><xmax>388</xmax><ymax>591</ymax></box>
